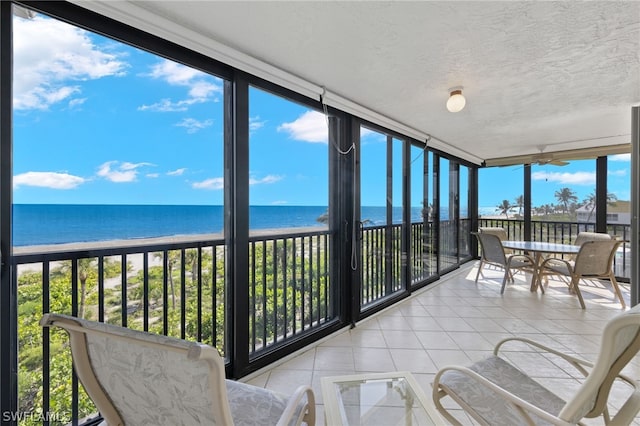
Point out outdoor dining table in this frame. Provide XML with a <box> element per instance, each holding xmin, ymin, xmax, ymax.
<box><xmin>501</xmin><ymin>240</ymin><xmax>580</xmax><ymax>292</ymax></box>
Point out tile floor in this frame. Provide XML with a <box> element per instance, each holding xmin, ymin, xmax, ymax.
<box><xmin>243</xmin><ymin>261</ymin><xmax>638</xmax><ymax>425</ymax></box>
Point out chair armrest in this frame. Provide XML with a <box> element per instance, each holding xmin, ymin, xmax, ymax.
<box><xmin>276</xmin><ymin>385</ymin><xmax>316</xmax><ymax>426</ymax></box>
<box><xmin>609</xmin><ymin>386</ymin><xmax>640</xmax><ymax>426</ymax></box>
<box><xmin>506</xmin><ymin>253</ymin><xmax>536</xmax><ymax>264</ymax></box>
<box><xmin>539</xmin><ymin>257</ymin><xmax>571</xmax><ymax>269</ymax></box>
<box><xmin>433</xmin><ymin>365</ymin><xmax>574</xmax><ymax>426</ymax></box>
<box><xmin>494</xmin><ymin>337</ymin><xmax>592</xmax><ymax>377</ymax></box>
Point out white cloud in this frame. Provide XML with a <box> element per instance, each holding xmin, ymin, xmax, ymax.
<box><xmin>192</xmin><ymin>177</ymin><xmax>224</xmax><ymax>190</ymax></box>
<box><xmin>278</xmin><ymin>111</ymin><xmax>327</xmax><ymax>143</ymax></box>
<box><xmin>532</xmin><ymin>171</ymin><xmax>596</xmax><ymax>185</ymax></box>
<box><xmin>250</xmin><ymin>116</ymin><xmax>266</xmax><ymax>132</ymax></box>
<box><xmin>140</xmin><ymin>59</ymin><xmax>222</xmax><ymax>112</ymax></box>
<box><xmin>97</xmin><ymin>161</ymin><xmax>152</xmax><ymax>182</ymax></box>
<box><xmin>609</xmin><ymin>169</ymin><xmax>627</xmax><ymax>177</ymax></box>
<box><xmin>13</xmin><ymin>15</ymin><xmax>127</xmax><ymax>110</ymax></box>
<box><xmin>249</xmin><ymin>175</ymin><xmax>283</xmax><ymax>185</ymax></box>
<box><xmin>121</xmin><ymin>161</ymin><xmax>152</xmax><ymax>171</ymax></box>
<box><xmin>360</xmin><ymin>127</ymin><xmax>377</xmax><ymax>138</ymax></box>
<box><xmin>13</xmin><ymin>171</ymin><xmax>85</xmax><ymax>189</ymax></box>
<box><xmin>167</xmin><ymin>168</ymin><xmax>187</xmax><ymax>176</ymax></box>
<box><xmin>175</xmin><ymin>118</ymin><xmax>213</xmax><ymax>133</ymax></box>
<box><xmin>610</xmin><ymin>154</ymin><xmax>630</xmax><ymax>162</ymax></box>
<box><xmin>138</xmin><ymin>98</ymin><xmax>204</xmax><ymax>112</ymax></box>
<box><xmin>68</xmin><ymin>97</ymin><xmax>87</xmax><ymax>109</ymax></box>
<box><xmin>193</xmin><ymin>174</ymin><xmax>281</xmax><ymax>190</ymax></box>
<box><xmin>189</xmin><ymin>81</ymin><xmax>219</xmax><ymax>99</ymax></box>
<box><xmin>146</xmin><ymin>173</ymin><xmax>160</xmax><ymax>178</ymax></box>
<box><xmin>148</xmin><ymin>60</ymin><xmax>203</xmax><ymax>85</ymax></box>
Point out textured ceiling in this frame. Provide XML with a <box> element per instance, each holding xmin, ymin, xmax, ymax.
<box><xmin>76</xmin><ymin>1</ymin><xmax>640</xmax><ymax>165</ymax></box>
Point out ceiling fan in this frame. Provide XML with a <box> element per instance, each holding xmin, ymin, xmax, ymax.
<box><xmin>508</xmin><ymin>146</ymin><xmax>570</xmax><ymax>170</ymax></box>
<box><xmin>532</xmin><ymin>158</ymin><xmax>569</xmax><ymax>166</ymax></box>
<box><xmin>531</xmin><ymin>145</ymin><xmax>569</xmax><ymax>166</ymax></box>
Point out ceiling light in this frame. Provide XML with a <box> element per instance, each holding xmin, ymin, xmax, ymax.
<box><xmin>446</xmin><ymin>88</ymin><xmax>466</xmax><ymax>113</ymax></box>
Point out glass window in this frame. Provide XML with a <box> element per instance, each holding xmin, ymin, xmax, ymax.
<box><xmin>410</xmin><ymin>145</ymin><xmax>436</xmax><ymax>282</ymax></box>
<box><xmin>478</xmin><ymin>165</ymin><xmax>523</xmax><ymax>221</ymax></box>
<box><xmin>359</xmin><ymin>128</ymin><xmax>406</xmax><ymax>308</ymax></box>
<box><xmin>532</xmin><ymin>159</ymin><xmax>595</xmax><ymax>242</ymax></box>
<box><xmin>248</xmin><ymin>86</ymin><xmax>331</xmax><ymax>352</ymax></box>
<box><xmin>437</xmin><ymin>157</ymin><xmax>458</xmax><ymax>271</ymax></box>
<box><xmin>608</xmin><ymin>154</ymin><xmax>631</xmax><ymax>278</ymax></box>
<box><xmin>459</xmin><ymin>165</ymin><xmax>471</xmax><ymax>258</ymax></box>
<box><xmin>14</xmin><ymin>9</ymin><xmax>226</xmax><ymax>421</ymax></box>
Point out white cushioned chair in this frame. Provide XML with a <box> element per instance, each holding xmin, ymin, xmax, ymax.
<box><xmin>534</xmin><ymin>231</ymin><xmax>614</xmax><ymax>291</ymax></box>
<box><xmin>538</xmin><ymin>239</ymin><xmax>625</xmax><ymax>309</ymax></box>
<box><xmin>433</xmin><ymin>303</ymin><xmax>640</xmax><ymax>425</ymax></box>
<box><xmin>478</xmin><ymin>226</ymin><xmax>511</xmax><ymax>253</ymax></box>
<box><xmin>573</xmin><ymin>231</ymin><xmax>613</xmax><ymax>245</ymax></box>
<box><xmin>473</xmin><ymin>231</ymin><xmax>535</xmax><ymax>294</ymax></box>
<box><xmin>40</xmin><ymin>313</ymin><xmax>316</xmax><ymax>426</ymax></box>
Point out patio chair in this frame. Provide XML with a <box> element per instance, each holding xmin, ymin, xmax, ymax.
<box><xmin>538</xmin><ymin>239</ymin><xmax>626</xmax><ymax>309</ymax></box>
<box><xmin>472</xmin><ymin>232</ymin><xmax>535</xmax><ymax>294</ymax></box>
<box><xmin>433</xmin><ymin>303</ymin><xmax>640</xmax><ymax>425</ymax></box>
<box><xmin>573</xmin><ymin>231</ymin><xmax>613</xmax><ymax>246</ymax></box>
<box><xmin>478</xmin><ymin>227</ymin><xmax>511</xmax><ymax>253</ymax></box>
<box><xmin>534</xmin><ymin>232</ymin><xmax>614</xmax><ymax>291</ymax></box>
<box><xmin>40</xmin><ymin>313</ymin><xmax>316</xmax><ymax>426</ymax></box>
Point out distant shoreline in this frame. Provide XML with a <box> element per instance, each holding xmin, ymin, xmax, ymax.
<box><xmin>12</xmin><ymin>226</ymin><xmax>328</xmax><ymax>256</ymax></box>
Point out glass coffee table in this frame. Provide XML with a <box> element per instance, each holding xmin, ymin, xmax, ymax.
<box><xmin>321</xmin><ymin>371</ymin><xmax>444</xmax><ymax>425</ymax></box>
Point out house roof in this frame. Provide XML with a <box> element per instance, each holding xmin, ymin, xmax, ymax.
<box><xmin>576</xmin><ymin>200</ymin><xmax>630</xmax><ymax>213</ymax></box>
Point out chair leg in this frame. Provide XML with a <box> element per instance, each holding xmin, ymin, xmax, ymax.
<box><xmin>500</xmin><ymin>270</ymin><xmax>509</xmax><ymax>294</ymax></box>
<box><xmin>432</xmin><ymin>388</ymin><xmax>465</xmax><ymax>426</ymax></box>
<box><xmin>609</xmin><ymin>272</ymin><xmax>626</xmax><ymax>309</ymax></box>
<box><xmin>536</xmin><ymin>272</ymin><xmax>545</xmax><ymax>294</ymax></box>
<box><xmin>571</xmin><ymin>277</ymin><xmax>586</xmax><ymax>309</ymax></box>
<box><xmin>475</xmin><ymin>260</ymin><xmax>484</xmax><ymax>283</ymax></box>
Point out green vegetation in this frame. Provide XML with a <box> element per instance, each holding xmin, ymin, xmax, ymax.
<box><xmin>488</xmin><ymin>188</ymin><xmax>620</xmax><ymax>222</ymax></box>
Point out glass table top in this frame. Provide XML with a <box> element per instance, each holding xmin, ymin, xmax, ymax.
<box><xmin>321</xmin><ymin>372</ymin><xmax>443</xmax><ymax>426</ymax></box>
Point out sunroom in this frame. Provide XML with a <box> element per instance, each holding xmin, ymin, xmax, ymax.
<box><xmin>1</xmin><ymin>1</ymin><xmax>639</xmax><ymax>425</ymax></box>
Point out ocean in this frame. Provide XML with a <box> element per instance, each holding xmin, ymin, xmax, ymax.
<box><xmin>12</xmin><ymin>204</ymin><xmax>445</xmax><ymax>247</ymax></box>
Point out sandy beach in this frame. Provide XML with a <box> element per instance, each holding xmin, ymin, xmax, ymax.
<box><xmin>13</xmin><ymin>226</ymin><xmax>327</xmax><ymax>278</ymax></box>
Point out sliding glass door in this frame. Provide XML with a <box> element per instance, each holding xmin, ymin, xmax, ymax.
<box><xmin>438</xmin><ymin>158</ymin><xmax>459</xmax><ymax>272</ymax></box>
<box><xmin>358</xmin><ymin>127</ymin><xmax>407</xmax><ymax>310</ymax></box>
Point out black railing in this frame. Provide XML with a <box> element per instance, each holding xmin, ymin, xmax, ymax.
<box><xmin>478</xmin><ymin>218</ymin><xmax>631</xmax><ymax>279</ymax></box>
<box><xmin>360</xmin><ymin>219</ymin><xmax>472</xmax><ymax>308</ymax></box>
<box><xmin>360</xmin><ymin>224</ymin><xmax>404</xmax><ymax>307</ymax></box>
<box><xmin>17</xmin><ymin>216</ymin><xmax>625</xmax><ymax>425</ymax></box>
<box><xmin>13</xmin><ymin>228</ymin><xmax>332</xmax><ymax>425</ymax></box>
<box><xmin>248</xmin><ymin>230</ymin><xmax>332</xmax><ymax>355</ymax></box>
<box><xmin>410</xmin><ymin>221</ymin><xmax>436</xmax><ymax>283</ymax></box>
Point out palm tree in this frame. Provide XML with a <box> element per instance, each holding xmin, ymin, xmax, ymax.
<box><xmin>514</xmin><ymin>195</ymin><xmax>524</xmax><ymax>217</ymax></box>
<box><xmin>154</xmin><ymin>250</ymin><xmax>181</xmax><ymax>309</ymax></box>
<box><xmin>582</xmin><ymin>191</ymin><xmax>618</xmax><ymax>222</ymax></box>
<box><xmin>554</xmin><ymin>187</ymin><xmax>578</xmax><ymax>215</ymax></box>
<box><xmin>52</xmin><ymin>257</ymin><xmax>122</xmax><ymax>319</ymax></box>
<box><xmin>316</xmin><ymin>210</ymin><xmax>328</xmax><ymax>224</ymax></box>
<box><xmin>496</xmin><ymin>200</ymin><xmax>512</xmax><ymax>218</ymax></box>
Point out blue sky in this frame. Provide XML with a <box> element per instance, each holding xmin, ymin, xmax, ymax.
<box><xmin>478</xmin><ymin>155</ymin><xmax>631</xmax><ymax>213</ymax></box>
<box><xmin>12</xmin><ymin>13</ymin><xmax>631</xmax><ymax>210</ymax></box>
